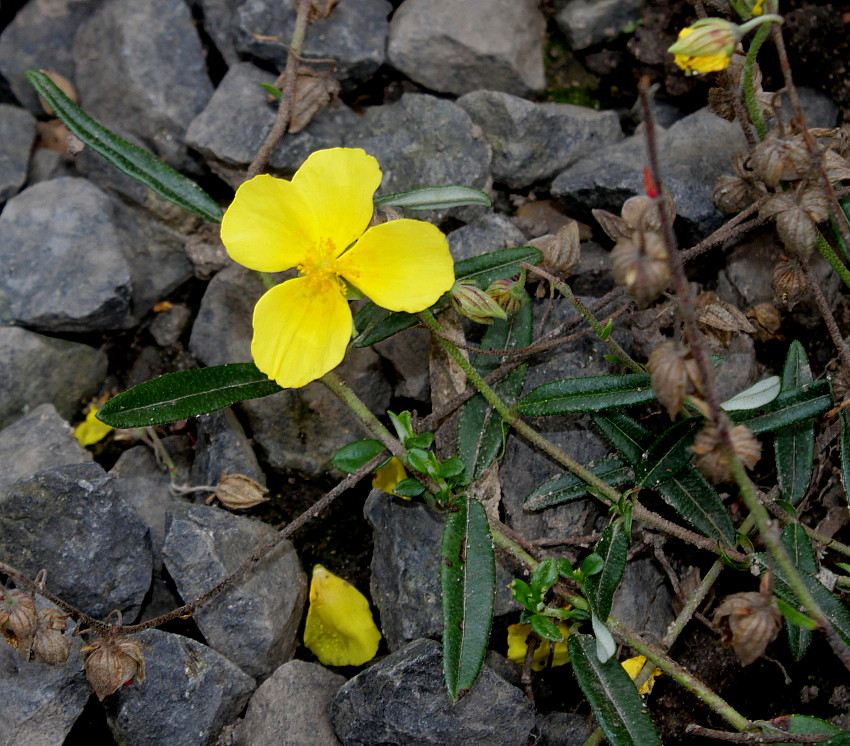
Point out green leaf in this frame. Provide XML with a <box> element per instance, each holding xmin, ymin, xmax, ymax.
<box><xmin>457</xmin><ymin>303</ymin><xmax>532</xmax><ymax>481</ymax></box>
<box><xmin>531</xmin><ymin>614</ymin><xmax>564</xmax><ymax>642</ymax></box>
<box><xmin>581</xmin><ymin>553</ymin><xmax>605</xmax><ymax>577</ymax></box>
<box><xmin>531</xmin><ymin>558</ymin><xmax>559</xmax><ymax>598</ymax></box>
<box><xmin>780</xmin><ymin>522</ymin><xmax>818</xmax><ymax>660</ymax></box>
<box><xmin>591</xmin><ymin>613</ymin><xmax>617</xmax><ymax>662</ymax></box>
<box><xmin>523</xmin><ymin>455</ymin><xmax>632</xmax><ymax>512</ymax></box>
<box><xmin>568</xmin><ymin>633</ymin><xmax>662</xmax><ymax>746</ymax></box>
<box><xmin>392</xmin><ymin>478</ymin><xmax>426</xmax><ymax>497</ymax></box>
<box><xmin>516</xmin><ymin>374</ymin><xmax>654</xmax><ymax>417</ymax></box>
<box><xmin>720</xmin><ymin>376</ymin><xmax>781</xmax><ymax>411</ymax></box>
<box><xmin>584</xmin><ymin>522</ymin><xmax>628</xmax><ymax>621</ymax></box>
<box><xmin>775</xmin><ymin>342</ymin><xmax>815</xmax><ymax>504</ymax></box>
<box><xmin>765</xmin><ymin>714</ymin><xmax>843</xmax><ymax>745</ymax></box>
<box><xmin>332</xmin><ymin>439</ymin><xmax>386</xmax><ymax>474</ymax></box>
<box><xmin>733</xmin><ymin>380</ymin><xmax>832</xmax><ymax>434</ymax></box>
<box><xmin>442</xmin><ymin>496</ymin><xmax>495</xmax><ymax>700</ymax></box>
<box><xmin>352</xmin><ymin>246</ymin><xmax>542</xmax><ymax>347</ymax></box>
<box><xmin>841</xmin><ymin>409</ymin><xmax>850</xmax><ymax>505</ymax></box>
<box><xmin>26</xmin><ymin>70</ymin><xmax>223</xmax><ymax>224</ymax></box>
<box><xmin>438</xmin><ymin>457</ymin><xmax>466</xmax><ymax>479</ymax></box>
<box><xmin>653</xmin><ymin>467</ymin><xmax>736</xmax><ymax>546</ymax></box>
<box><xmin>776</xmin><ymin>598</ymin><xmax>818</xmax><ymax>630</ymax></box>
<box><xmin>407</xmin><ymin>448</ymin><xmax>431</xmax><ymax>474</ymax></box>
<box><xmin>591</xmin><ymin>413</ymin><xmax>652</xmax><ymax>468</ymax></box>
<box><xmin>374</xmin><ymin>185</ymin><xmax>492</xmax><ymax>210</ymax></box>
<box><xmin>96</xmin><ymin>364</ymin><xmax>281</xmax><ymax>428</ymax></box>
<box><xmin>259</xmin><ymin>82</ymin><xmax>282</xmax><ymax>99</ymax></box>
<box><xmin>635</xmin><ymin>418</ymin><xmax>701</xmax><ymax>487</ymax></box>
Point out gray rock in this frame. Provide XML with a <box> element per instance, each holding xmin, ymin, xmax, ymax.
<box><xmin>345</xmin><ymin>93</ymin><xmax>491</xmax><ymax>221</ymax></box>
<box><xmin>365</xmin><ymin>490</ymin><xmax>517</xmax><ymax>651</ymax></box>
<box><xmin>197</xmin><ymin>0</ymin><xmax>242</xmax><ymax>65</ymax></box>
<box><xmin>235</xmin><ymin>0</ymin><xmax>391</xmax><ymax>89</ymax></box>
<box><xmin>0</xmin><ymin>404</ymin><xmax>91</xmax><ymax>497</ymax></box>
<box><xmin>0</xmin><ymin>105</ymin><xmax>35</xmax><ymax>202</ymax></box>
<box><xmin>331</xmin><ymin>638</ymin><xmax>535</xmax><ymax>746</ymax></box>
<box><xmin>782</xmin><ymin>87</ymin><xmax>839</xmax><ymax>129</ymax></box>
<box><xmin>235</xmin><ymin>660</ymin><xmax>345</xmax><ymax>746</ymax></box>
<box><xmin>0</xmin><ymin>609</ymin><xmax>88</xmax><ymax>746</ymax></box>
<box><xmin>185</xmin><ymin>62</ymin><xmax>359</xmax><ymax>178</ymax></box>
<box><xmin>104</xmin><ymin>628</ymin><xmax>255</xmax><ymax>746</ymax></box>
<box><xmin>712</xmin><ymin>335</ymin><xmax>758</xmax><ymax>404</ymax></box>
<box><xmin>536</xmin><ymin>711</ymin><xmax>593</xmax><ymax>746</ymax></box>
<box><xmin>457</xmin><ymin>91</ymin><xmax>622</xmax><ymax>189</ymax></box>
<box><xmin>26</xmin><ymin>148</ymin><xmax>75</xmax><ymax>187</ymax></box>
<box><xmin>448</xmin><ymin>213</ymin><xmax>527</xmax><ymax>264</ymax></box>
<box><xmin>162</xmin><ymin>505</ymin><xmax>307</xmax><ymax>680</ymax></box>
<box><xmin>610</xmin><ymin>558</ymin><xmax>674</xmax><ymax>639</ymax></box>
<box><xmin>0</xmin><ymin>178</ymin><xmax>192</xmax><ymax>333</ymax></box>
<box><xmin>73</xmin><ymin>0</ymin><xmax>213</xmax><ymax>169</ymax></box>
<box><xmin>552</xmin><ymin>108</ymin><xmax>748</xmax><ymax>242</ymax></box>
<box><xmin>388</xmin><ymin>0</ymin><xmax>545</xmax><ymax>96</ymax></box>
<box><xmin>374</xmin><ymin>326</ymin><xmax>431</xmax><ymax>402</ymax></box>
<box><xmin>555</xmin><ymin>0</ymin><xmax>645</xmax><ymax>50</ymax></box>
<box><xmin>0</xmin><ymin>326</ymin><xmax>106</xmax><ymax>429</ymax></box>
<box><xmin>570</xmin><ymin>241</ymin><xmax>615</xmax><ymax>297</ymax></box>
<box><xmin>0</xmin><ymin>0</ymin><xmax>103</xmax><ymax>113</ymax></box>
<box><xmin>149</xmin><ymin>303</ymin><xmax>192</xmax><ymax>347</ymax></box>
<box><xmin>0</xmin><ymin>462</ymin><xmax>153</xmax><ymax>620</ymax></box>
<box><xmin>191</xmin><ymin>407</ymin><xmax>266</xmax><ymax>489</ymax></box>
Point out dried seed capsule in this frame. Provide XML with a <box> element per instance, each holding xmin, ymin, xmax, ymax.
<box><xmin>1</xmin><ymin>590</ymin><xmax>37</xmax><ymax>644</ymax></box>
<box><xmin>610</xmin><ymin>231</ymin><xmax>670</xmax><ymax>307</ymax></box>
<box><xmin>713</xmin><ymin>174</ymin><xmax>756</xmax><ymax>213</ymax></box>
<box><xmin>83</xmin><ymin>635</ymin><xmax>146</xmax><ymax>700</ymax></box>
<box><xmin>713</xmin><ymin>589</ymin><xmax>781</xmax><ymax>666</ymax></box>
<box><xmin>799</xmin><ymin>185</ymin><xmax>830</xmax><ymax>224</ymax></box>
<box><xmin>751</xmin><ymin>137</ymin><xmax>810</xmax><ymax>187</ymax></box>
<box><xmin>19</xmin><ymin>608</ymin><xmax>70</xmax><ymax>666</ymax></box>
<box><xmin>772</xmin><ymin>261</ymin><xmax>808</xmax><ymax>308</ymax></box>
<box><xmin>693</xmin><ymin>424</ymin><xmax>761</xmax><ymax>483</ymax></box>
<box><xmin>647</xmin><ymin>341</ymin><xmax>691</xmax><ymax>419</ymax></box>
<box><xmin>206</xmin><ymin>472</ymin><xmax>269</xmax><ymax>510</ymax></box>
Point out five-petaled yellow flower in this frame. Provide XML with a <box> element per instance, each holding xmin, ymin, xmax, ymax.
<box><xmin>221</xmin><ymin>148</ymin><xmax>455</xmax><ymax>388</ymax></box>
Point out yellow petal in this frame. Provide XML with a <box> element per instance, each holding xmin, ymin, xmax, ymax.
<box><xmin>372</xmin><ymin>457</ymin><xmax>408</xmax><ymax>497</ymax></box>
<box><xmin>673</xmin><ymin>52</ymin><xmax>731</xmax><ymax>74</ymax></box>
<box><xmin>251</xmin><ymin>277</ymin><xmax>352</xmax><ymax>389</ymax></box>
<box><xmin>622</xmin><ymin>655</ymin><xmax>662</xmax><ymax>695</ymax></box>
<box><xmin>221</xmin><ymin>174</ymin><xmax>318</xmax><ymax>272</ymax></box>
<box><xmin>303</xmin><ymin>565</ymin><xmax>382</xmax><ymax>666</ymax></box>
<box><xmin>74</xmin><ymin>408</ymin><xmax>114</xmax><ymax>447</ymax></box>
<box><xmin>291</xmin><ymin>148</ymin><xmax>382</xmax><ymax>257</ymax></box>
<box><xmin>336</xmin><ymin>219</ymin><xmax>454</xmax><ymax>312</ymax></box>
<box><xmin>506</xmin><ymin>623</ymin><xmax>570</xmax><ymax>671</ymax></box>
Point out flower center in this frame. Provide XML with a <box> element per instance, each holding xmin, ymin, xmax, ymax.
<box><xmin>297</xmin><ymin>238</ymin><xmax>347</xmax><ymax>295</ymax></box>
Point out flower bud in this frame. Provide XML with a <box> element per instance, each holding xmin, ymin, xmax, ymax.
<box><xmin>486</xmin><ymin>276</ymin><xmax>529</xmax><ymax>316</ymax></box>
<box><xmin>668</xmin><ymin>19</ymin><xmax>741</xmax><ymax>75</ymax></box>
<box><xmin>206</xmin><ymin>472</ymin><xmax>269</xmax><ymax>510</ymax></box>
<box><xmin>450</xmin><ymin>280</ymin><xmax>507</xmax><ymax>325</ymax></box>
<box><xmin>1</xmin><ymin>590</ymin><xmax>37</xmax><ymax>644</ymax></box>
<box><xmin>83</xmin><ymin>635</ymin><xmax>146</xmax><ymax>700</ymax></box>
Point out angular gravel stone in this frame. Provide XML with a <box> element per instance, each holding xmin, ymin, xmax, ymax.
<box><xmin>611</xmin><ymin>557</ymin><xmax>675</xmax><ymax>639</ymax></box>
<box><xmin>235</xmin><ymin>660</ymin><xmax>345</xmax><ymax>746</ymax></box>
<box><xmin>0</xmin><ymin>404</ymin><xmax>91</xmax><ymax>497</ymax></box>
<box><xmin>104</xmin><ymin>628</ymin><xmax>255</xmax><ymax>746</ymax></box>
<box><xmin>331</xmin><ymin>638</ymin><xmax>535</xmax><ymax>746</ymax></box>
<box><xmin>191</xmin><ymin>407</ymin><xmax>266</xmax><ymax>489</ymax></box>
<box><xmin>0</xmin><ymin>326</ymin><xmax>106</xmax><ymax>429</ymax></box>
<box><xmin>365</xmin><ymin>490</ymin><xmax>517</xmax><ymax>651</ymax></box>
<box><xmin>552</xmin><ymin>108</ymin><xmax>748</xmax><ymax>241</ymax></box>
<box><xmin>388</xmin><ymin>0</ymin><xmax>546</xmax><ymax>96</ymax></box>
<box><xmin>0</xmin><ymin>462</ymin><xmax>153</xmax><ymax>620</ymax></box>
<box><xmin>73</xmin><ymin>0</ymin><xmax>213</xmax><ymax>168</ymax></box>
<box><xmin>162</xmin><ymin>505</ymin><xmax>307</xmax><ymax>680</ymax></box>
<box><xmin>457</xmin><ymin>91</ymin><xmax>622</xmax><ymax>189</ymax></box>
<box><xmin>555</xmin><ymin>0</ymin><xmax>645</xmax><ymax>50</ymax></box>
<box><xmin>197</xmin><ymin>0</ymin><xmax>242</xmax><ymax>65</ymax></box>
<box><xmin>0</xmin><ymin>606</ymin><xmax>88</xmax><ymax>746</ymax></box>
<box><xmin>0</xmin><ymin>177</ymin><xmax>192</xmax><ymax>333</ymax></box>
<box><xmin>447</xmin><ymin>213</ymin><xmax>527</xmax><ymax>263</ymax></box>
<box><xmin>374</xmin><ymin>326</ymin><xmax>432</xmax><ymax>402</ymax></box>
<box><xmin>0</xmin><ymin>104</ymin><xmax>36</xmax><ymax>202</ymax></box>
<box><xmin>235</xmin><ymin>0</ymin><xmax>391</xmax><ymax>89</ymax></box>
<box><xmin>185</xmin><ymin>62</ymin><xmax>358</xmax><ymax>178</ymax></box>
<box><xmin>0</xmin><ymin>0</ymin><xmax>102</xmax><ymax>113</ymax></box>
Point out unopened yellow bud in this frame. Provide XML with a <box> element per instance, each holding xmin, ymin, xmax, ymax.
<box><xmin>486</xmin><ymin>276</ymin><xmax>529</xmax><ymax>316</ymax></box>
<box><xmin>450</xmin><ymin>280</ymin><xmax>507</xmax><ymax>325</ymax></box>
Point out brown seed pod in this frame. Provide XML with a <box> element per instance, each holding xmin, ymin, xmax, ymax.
<box><xmin>696</xmin><ymin>301</ymin><xmax>756</xmax><ymax>335</ymax></box>
<box><xmin>775</xmin><ymin>205</ymin><xmax>817</xmax><ymax>259</ymax></box>
<box><xmin>592</xmin><ymin>209</ymin><xmax>630</xmax><ymax>243</ymax></box>
<box><xmin>713</xmin><ymin>174</ymin><xmax>755</xmax><ymax>214</ymax></box>
<box><xmin>541</xmin><ymin>220</ymin><xmax>581</xmax><ymax>277</ymax></box>
<box><xmin>751</xmin><ymin>137</ymin><xmax>810</xmax><ymax>187</ymax></box>
<box><xmin>822</xmin><ymin>149</ymin><xmax>850</xmax><ymax>185</ymax></box>
<box><xmin>772</xmin><ymin>261</ymin><xmax>808</xmax><ymax>308</ymax></box>
<box><xmin>693</xmin><ymin>424</ymin><xmax>761</xmax><ymax>483</ymax></box>
<box><xmin>610</xmin><ymin>231</ymin><xmax>670</xmax><ymax>307</ymax></box>
<box><xmin>713</xmin><ymin>589</ymin><xmax>782</xmax><ymax>666</ymax></box>
<box><xmin>206</xmin><ymin>472</ymin><xmax>269</xmax><ymax>510</ymax></box>
<box><xmin>647</xmin><ymin>341</ymin><xmax>691</xmax><ymax>419</ymax></box>
<box><xmin>1</xmin><ymin>590</ymin><xmax>37</xmax><ymax>644</ymax></box>
<box><xmin>83</xmin><ymin>636</ymin><xmax>146</xmax><ymax>700</ymax></box>
<box><xmin>19</xmin><ymin>608</ymin><xmax>70</xmax><ymax>666</ymax></box>
<box><xmin>799</xmin><ymin>185</ymin><xmax>830</xmax><ymax>224</ymax></box>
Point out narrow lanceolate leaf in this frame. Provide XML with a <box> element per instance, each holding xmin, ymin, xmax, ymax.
<box><xmin>635</xmin><ymin>418</ymin><xmax>701</xmax><ymax>487</ymax></box>
<box><xmin>591</xmin><ymin>413</ymin><xmax>652</xmax><ymax>468</ymax></box>
<box><xmin>568</xmin><ymin>633</ymin><xmax>662</xmax><ymax>746</ymax></box>
<box><xmin>840</xmin><ymin>410</ymin><xmax>850</xmax><ymax>505</ymax></box>
<box><xmin>516</xmin><ymin>374</ymin><xmax>653</xmax><ymax>417</ymax></box>
<box><xmin>26</xmin><ymin>69</ymin><xmax>223</xmax><ymax>224</ymax></box>
<box><xmin>96</xmin><ymin>364</ymin><xmax>281</xmax><ymax>428</ymax></box>
<box><xmin>733</xmin><ymin>380</ymin><xmax>831</xmax><ymax>435</ymax></box>
<box><xmin>654</xmin><ymin>467</ymin><xmax>735</xmax><ymax>546</ymax></box>
<box><xmin>775</xmin><ymin>342</ymin><xmax>815</xmax><ymax>504</ymax></box>
<box><xmin>374</xmin><ymin>185</ymin><xmax>492</xmax><ymax>210</ymax></box>
<box><xmin>524</xmin><ymin>456</ymin><xmax>632</xmax><ymax>512</ymax></box>
<box><xmin>584</xmin><ymin>522</ymin><xmax>628</xmax><ymax>622</ymax></box>
<box><xmin>442</xmin><ymin>496</ymin><xmax>495</xmax><ymax>701</ymax></box>
<box><xmin>457</xmin><ymin>304</ymin><xmax>532</xmax><ymax>482</ymax></box>
<box><xmin>781</xmin><ymin>523</ymin><xmax>817</xmax><ymax>660</ymax></box>
<box><xmin>352</xmin><ymin>246</ymin><xmax>543</xmax><ymax>347</ymax></box>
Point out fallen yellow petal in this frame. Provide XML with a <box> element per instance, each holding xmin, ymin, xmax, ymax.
<box><xmin>372</xmin><ymin>457</ymin><xmax>408</xmax><ymax>497</ymax></box>
<box><xmin>506</xmin><ymin>622</ymin><xmax>570</xmax><ymax>671</ymax></box>
<box><xmin>622</xmin><ymin>655</ymin><xmax>662</xmax><ymax>695</ymax></box>
<box><xmin>303</xmin><ymin>565</ymin><xmax>381</xmax><ymax>666</ymax></box>
<box><xmin>74</xmin><ymin>408</ymin><xmax>114</xmax><ymax>447</ymax></box>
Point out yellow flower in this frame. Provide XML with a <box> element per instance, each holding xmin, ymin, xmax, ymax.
<box><xmin>372</xmin><ymin>457</ymin><xmax>408</xmax><ymax>497</ymax></box>
<box><xmin>506</xmin><ymin>622</ymin><xmax>570</xmax><ymax>671</ymax></box>
<box><xmin>74</xmin><ymin>407</ymin><xmax>114</xmax><ymax>447</ymax></box>
<box><xmin>750</xmin><ymin>0</ymin><xmax>764</xmax><ymax>16</ymax></box>
<box><xmin>622</xmin><ymin>655</ymin><xmax>662</xmax><ymax>695</ymax></box>
<box><xmin>303</xmin><ymin>564</ymin><xmax>382</xmax><ymax>666</ymax></box>
<box><xmin>220</xmin><ymin>148</ymin><xmax>455</xmax><ymax>388</ymax></box>
<box><xmin>668</xmin><ymin>20</ymin><xmax>739</xmax><ymax>75</ymax></box>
